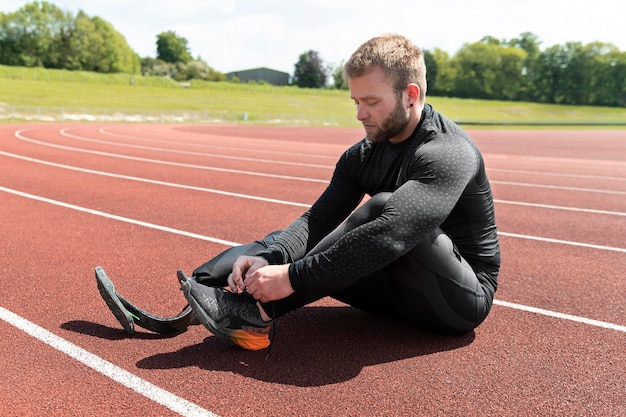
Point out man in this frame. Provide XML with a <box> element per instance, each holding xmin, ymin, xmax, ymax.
<box><xmin>177</xmin><ymin>33</ymin><xmax>501</xmax><ymax>351</ymax></box>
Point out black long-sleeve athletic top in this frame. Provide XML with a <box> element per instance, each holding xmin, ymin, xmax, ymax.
<box><xmin>258</xmin><ymin>104</ymin><xmax>500</xmax><ymax>297</ymax></box>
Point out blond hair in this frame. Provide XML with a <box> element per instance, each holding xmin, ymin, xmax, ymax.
<box><xmin>343</xmin><ymin>34</ymin><xmax>427</xmax><ymax>103</ymax></box>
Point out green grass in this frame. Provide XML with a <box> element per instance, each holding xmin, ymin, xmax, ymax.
<box><xmin>1</xmin><ymin>65</ymin><xmax>625</xmax><ymax>127</ymax></box>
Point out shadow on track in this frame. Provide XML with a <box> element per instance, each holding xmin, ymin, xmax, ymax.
<box><xmin>134</xmin><ymin>306</ymin><xmax>475</xmax><ymax>387</ymax></box>
<box><xmin>61</xmin><ymin>320</ymin><xmax>184</xmax><ymax>340</ymax></box>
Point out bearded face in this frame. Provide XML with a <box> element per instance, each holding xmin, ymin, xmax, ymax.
<box><xmin>349</xmin><ymin>66</ymin><xmax>416</xmax><ymax>145</ymax></box>
<box><xmin>365</xmin><ymin>94</ymin><xmax>410</xmax><ymax>143</ymax></box>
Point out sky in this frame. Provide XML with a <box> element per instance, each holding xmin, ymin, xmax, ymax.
<box><xmin>2</xmin><ymin>0</ymin><xmax>625</xmax><ymax>75</ymax></box>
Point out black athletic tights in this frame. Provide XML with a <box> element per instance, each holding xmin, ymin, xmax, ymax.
<box><xmin>192</xmin><ymin>193</ymin><xmax>492</xmax><ymax>333</ymax></box>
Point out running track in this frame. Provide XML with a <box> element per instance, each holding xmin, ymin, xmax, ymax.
<box><xmin>0</xmin><ymin>123</ymin><xmax>624</xmax><ymax>416</ymax></box>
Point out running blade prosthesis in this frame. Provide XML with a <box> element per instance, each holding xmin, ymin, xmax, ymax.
<box><xmin>95</xmin><ymin>266</ymin><xmax>194</xmax><ymax>334</ymax></box>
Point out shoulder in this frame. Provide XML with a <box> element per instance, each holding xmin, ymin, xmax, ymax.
<box><xmin>417</xmin><ymin>105</ymin><xmax>480</xmax><ymax>158</ymax></box>
<box><xmin>338</xmin><ymin>138</ymin><xmax>374</xmax><ymax>165</ymax></box>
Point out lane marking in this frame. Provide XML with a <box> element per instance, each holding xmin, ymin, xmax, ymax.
<box><xmin>0</xmin><ymin>151</ymin><xmax>312</xmax><ymax>208</ymax></box>
<box><xmin>96</xmin><ymin>126</ymin><xmax>339</xmax><ymax>160</ymax></box>
<box><xmin>492</xmin><ymin>180</ymin><xmax>626</xmax><ymax>196</ymax></box>
<box><xmin>497</xmin><ymin>231</ymin><xmax>626</xmax><ymax>253</ymax></box>
<box><xmin>2</xmin><ymin>151</ymin><xmax>624</xmax><ymax>217</ymax></box>
<box><xmin>59</xmin><ymin>128</ymin><xmax>335</xmax><ymax>169</ymax></box>
<box><xmin>14</xmin><ymin>130</ymin><xmax>328</xmax><ymax>184</ymax></box>
<box><xmin>493</xmin><ymin>199</ymin><xmax>626</xmax><ymax>217</ymax></box>
<box><xmin>489</xmin><ymin>167</ymin><xmax>626</xmax><ymax>182</ymax></box>
<box><xmin>493</xmin><ymin>300</ymin><xmax>626</xmax><ymax>332</ymax></box>
<box><xmin>14</xmin><ymin>128</ymin><xmax>626</xmax><ymax>195</ymax></box>
<box><xmin>0</xmin><ymin>185</ymin><xmax>242</xmax><ymax>247</ymax></box>
<box><xmin>0</xmin><ymin>306</ymin><xmax>218</xmax><ymax>417</ymax></box>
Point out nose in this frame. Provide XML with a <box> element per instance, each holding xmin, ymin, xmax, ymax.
<box><xmin>356</xmin><ymin>105</ymin><xmax>369</xmax><ymax>121</ymax></box>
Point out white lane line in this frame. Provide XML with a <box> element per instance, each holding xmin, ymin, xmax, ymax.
<box><xmin>61</xmin><ymin>127</ymin><xmax>335</xmax><ymax>169</ymax></box>
<box><xmin>0</xmin><ymin>306</ymin><xmax>218</xmax><ymax>417</ymax></box>
<box><xmin>1</xmin><ymin>185</ymin><xmax>625</xmax><ymax>333</ymax></box>
<box><xmin>493</xmin><ymin>300</ymin><xmax>626</xmax><ymax>333</ymax></box>
<box><xmin>488</xmin><ymin>167</ymin><xmax>626</xmax><ymax>182</ymax></box>
<box><xmin>492</xmin><ymin>180</ymin><xmax>626</xmax><ymax>195</ymax></box>
<box><xmin>1</xmin><ymin>178</ymin><xmax>625</xmax><ymax>255</ymax></box>
<box><xmin>0</xmin><ymin>151</ymin><xmax>311</xmax><ymax>208</ymax></box>
<box><xmin>2</xmin><ymin>151</ymin><xmax>624</xmax><ymax>217</ymax></box>
<box><xmin>494</xmin><ymin>199</ymin><xmax>626</xmax><ymax>217</ymax></box>
<box><xmin>96</xmin><ymin>126</ymin><xmax>339</xmax><ymax>161</ymax></box>
<box><xmin>0</xmin><ymin>185</ymin><xmax>243</xmax><ymax>247</ymax></box>
<box><xmin>15</xmin><ymin>128</ymin><xmax>626</xmax><ymax>195</ymax></box>
<box><xmin>14</xmin><ymin>130</ymin><xmax>328</xmax><ymax>184</ymax></box>
<box><xmin>497</xmin><ymin>231</ymin><xmax>626</xmax><ymax>253</ymax></box>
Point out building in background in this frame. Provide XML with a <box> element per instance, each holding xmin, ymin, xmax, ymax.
<box><xmin>225</xmin><ymin>67</ymin><xmax>290</xmax><ymax>86</ymax></box>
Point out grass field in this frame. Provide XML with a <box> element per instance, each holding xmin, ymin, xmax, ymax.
<box><xmin>1</xmin><ymin>64</ymin><xmax>625</xmax><ymax>126</ymax></box>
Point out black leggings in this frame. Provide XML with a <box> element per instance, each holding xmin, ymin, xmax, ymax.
<box><xmin>192</xmin><ymin>193</ymin><xmax>493</xmax><ymax>333</ymax></box>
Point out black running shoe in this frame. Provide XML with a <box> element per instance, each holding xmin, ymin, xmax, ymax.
<box><xmin>178</xmin><ymin>271</ymin><xmax>272</xmax><ymax>351</ymax></box>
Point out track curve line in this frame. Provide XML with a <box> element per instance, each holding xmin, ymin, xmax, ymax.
<box><xmin>0</xmin><ymin>150</ymin><xmax>311</xmax><ymax>208</ymax></box>
<box><xmin>96</xmin><ymin>126</ymin><xmax>338</xmax><ymax>160</ymax></box>
<box><xmin>59</xmin><ymin>128</ymin><xmax>334</xmax><ymax>169</ymax></box>
<box><xmin>13</xmin><ymin>131</ymin><xmax>329</xmax><ymax>183</ymax></box>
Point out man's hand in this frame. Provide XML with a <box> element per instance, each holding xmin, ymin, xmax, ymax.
<box><xmin>228</xmin><ymin>255</ymin><xmax>268</xmax><ymax>293</ymax></box>
<box><xmin>243</xmin><ymin>264</ymin><xmax>294</xmax><ymax>303</ymax></box>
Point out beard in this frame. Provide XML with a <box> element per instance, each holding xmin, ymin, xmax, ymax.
<box><xmin>366</xmin><ymin>98</ymin><xmax>410</xmax><ymax>143</ymax></box>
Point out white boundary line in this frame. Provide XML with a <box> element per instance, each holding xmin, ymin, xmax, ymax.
<box><xmin>59</xmin><ymin>127</ymin><xmax>334</xmax><ymax>169</ymax></box>
<box><xmin>493</xmin><ymin>300</ymin><xmax>626</xmax><ymax>332</ymax></box>
<box><xmin>0</xmin><ymin>185</ymin><xmax>242</xmax><ymax>247</ymax></box>
<box><xmin>0</xmin><ymin>306</ymin><xmax>218</xmax><ymax>417</ymax></box>
<box><xmin>493</xmin><ymin>199</ymin><xmax>626</xmax><ymax>217</ymax></box>
<box><xmin>491</xmin><ymin>180</ymin><xmax>626</xmax><ymax>196</ymax></box>
<box><xmin>497</xmin><ymin>231</ymin><xmax>626</xmax><ymax>253</ymax></box>
<box><xmin>0</xmin><ymin>150</ymin><xmax>311</xmax><ymax>208</ymax></box>
<box><xmin>13</xmin><ymin>131</ymin><xmax>328</xmax><ymax>184</ymax></box>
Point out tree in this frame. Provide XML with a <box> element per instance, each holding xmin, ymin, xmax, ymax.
<box><xmin>452</xmin><ymin>42</ymin><xmax>500</xmax><ymax>99</ymax></box>
<box><xmin>453</xmin><ymin>40</ymin><xmax>526</xmax><ymax>100</ymax></box>
<box><xmin>0</xmin><ymin>1</ymin><xmax>139</xmax><ymax>73</ymax></box>
<box><xmin>293</xmin><ymin>50</ymin><xmax>327</xmax><ymax>88</ymax></box>
<box><xmin>424</xmin><ymin>48</ymin><xmax>456</xmax><ymax>97</ymax></box>
<box><xmin>0</xmin><ymin>1</ymin><xmax>73</xmax><ymax>68</ymax></box>
<box><xmin>69</xmin><ymin>11</ymin><xmax>139</xmax><ymax>73</ymax></box>
<box><xmin>431</xmin><ymin>49</ymin><xmax>456</xmax><ymax>97</ymax></box>
<box><xmin>591</xmin><ymin>47</ymin><xmax>626</xmax><ymax>106</ymax></box>
<box><xmin>508</xmin><ymin>32</ymin><xmax>542</xmax><ymax>101</ymax></box>
<box><xmin>156</xmin><ymin>31</ymin><xmax>193</xmax><ymax>64</ymax></box>
<box><xmin>330</xmin><ymin>60</ymin><xmax>347</xmax><ymax>90</ymax></box>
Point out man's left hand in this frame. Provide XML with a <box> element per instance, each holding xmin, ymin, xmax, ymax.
<box><xmin>243</xmin><ymin>264</ymin><xmax>294</xmax><ymax>303</ymax></box>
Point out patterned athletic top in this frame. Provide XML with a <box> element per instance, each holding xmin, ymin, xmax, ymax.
<box><xmin>259</xmin><ymin>104</ymin><xmax>501</xmax><ymax>297</ymax></box>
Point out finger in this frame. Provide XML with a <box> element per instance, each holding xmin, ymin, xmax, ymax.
<box><xmin>231</xmin><ymin>257</ymin><xmax>252</xmax><ymax>291</ymax></box>
<box><xmin>227</xmin><ymin>273</ymin><xmax>238</xmax><ymax>293</ymax></box>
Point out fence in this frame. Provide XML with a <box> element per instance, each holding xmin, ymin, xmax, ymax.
<box><xmin>0</xmin><ymin>105</ymin><xmax>358</xmax><ymax>126</ymax></box>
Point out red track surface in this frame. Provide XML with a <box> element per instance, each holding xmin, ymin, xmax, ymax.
<box><xmin>1</xmin><ymin>123</ymin><xmax>624</xmax><ymax>416</ymax></box>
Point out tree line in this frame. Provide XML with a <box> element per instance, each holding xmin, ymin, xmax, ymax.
<box><xmin>421</xmin><ymin>33</ymin><xmax>626</xmax><ymax>107</ymax></box>
<box><xmin>2</xmin><ymin>2</ymin><xmax>624</xmax><ymax>107</ymax></box>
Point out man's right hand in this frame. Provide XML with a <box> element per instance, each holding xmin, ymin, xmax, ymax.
<box><xmin>227</xmin><ymin>255</ymin><xmax>269</xmax><ymax>293</ymax></box>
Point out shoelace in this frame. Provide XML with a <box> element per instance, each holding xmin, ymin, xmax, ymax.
<box><xmin>265</xmin><ymin>304</ymin><xmax>277</xmax><ymax>360</ymax></box>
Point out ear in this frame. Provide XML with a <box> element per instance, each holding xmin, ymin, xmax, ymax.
<box><xmin>407</xmin><ymin>83</ymin><xmax>420</xmax><ymax>105</ymax></box>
